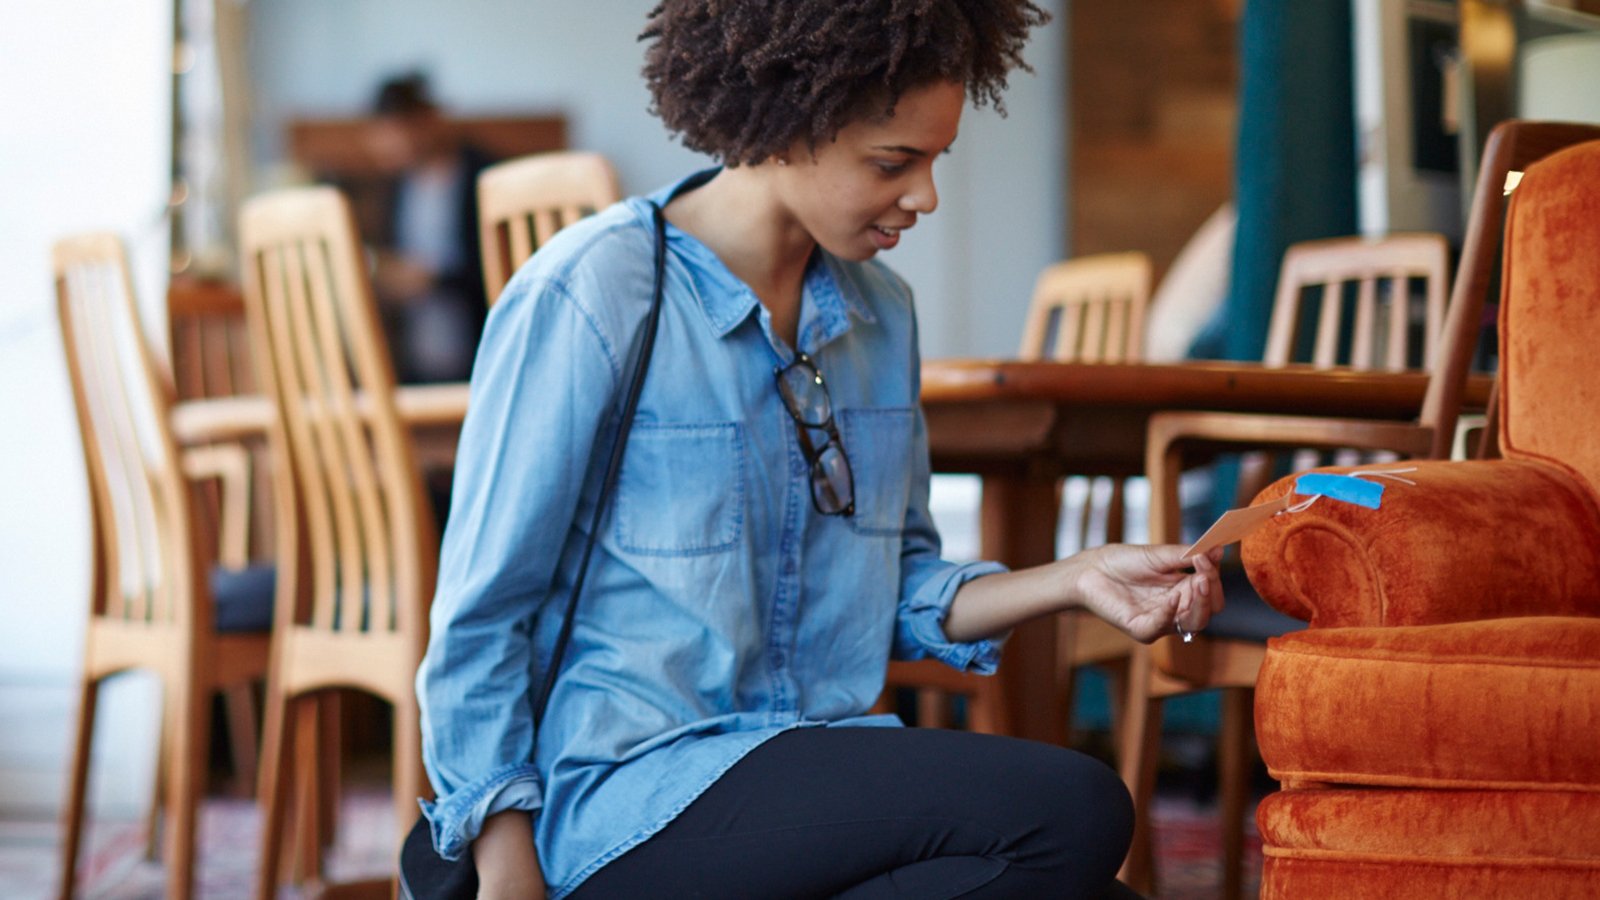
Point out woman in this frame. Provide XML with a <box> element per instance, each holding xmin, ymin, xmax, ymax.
<box><xmin>416</xmin><ymin>2</ymin><xmax>1222</xmax><ymax>897</ymax></box>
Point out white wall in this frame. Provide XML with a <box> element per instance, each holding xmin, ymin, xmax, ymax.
<box><xmin>1353</xmin><ymin>0</ymin><xmax>1464</xmax><ymax>240</ymax></box>
<box><xmin>0</xmin><ymin>2</ymin><xmax>172</xmax><ymax>815</ymax></box>
<box><xmin>1521</xmin><ymin>32</ymin><xmax>1600</xmax><ymax>122</ymax></box>
<box><xmin>246</xmin><ymin>0</ymin><xmax>1066</xmax><ymax>359</ymax></box>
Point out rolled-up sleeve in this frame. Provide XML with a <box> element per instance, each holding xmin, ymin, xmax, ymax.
<box><xmin>891</xmin><ymin>401</ymin><xmax>1007</xmax><ymax>674</ymax></box>
<box><xmin>415</xmin><ymin>270</ymin><xmax>622</xmax><ymax>860</ymax></box>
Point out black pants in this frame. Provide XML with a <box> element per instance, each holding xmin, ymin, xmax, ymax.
<box><xmin>570</xmin><ymin>727</ymin><xmax>1138</xmax><ymax>899</ymax></box>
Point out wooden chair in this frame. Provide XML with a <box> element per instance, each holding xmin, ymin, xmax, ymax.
<box><xmin>168</xmin><ymin>278</ymin><xmax>346</xmax><ymax>860</ymax></box>
<box><xmin>1126</xmin><ymin>120</ymin><xmax>1600</xmax><ymax>898</ymax></box>
<box><xmin>881</xmin><ymin>252</ymin><xmax>1152</xmax><ymax>735</ymax></box>
<box><xmin>54</xmin><ymin>234</ymin><xmax>273</xmax><ymax>900</ymax></box>
<box><xmin>165</xmin><ymin>278</ymin><xmax>273</xmax><ymax>785</ymax></box>
<box><xmin>477</xmin><ymin>150</ymin><xmax>621</xmax><ymax>304</ymax></box>
<box><xmin>241</xmin><ymin>186</ymin><xmax>437</xmax><ymax>898</ymax></box>
<box><xmin>1019</xmin><ymin>251</ymin><xmax>1152</xmax><ymax>364</ymax></box>
<box><xmin>1123</xmin><ymin>232</ymin><xmax>1450</xmax><ymax>898</ymax></box>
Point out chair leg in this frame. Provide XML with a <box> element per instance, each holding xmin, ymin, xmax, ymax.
<box><xmin>394</xmin><ymin>693</ymin><xmax>426</xmax><ymax>862</ymax></box>
<box><xmin>1117</xmin><ymin>648</ymin><xmax>1164</xmax><ymax>896</ymax></box>
<box><xmin>292</xmin><ymin>696</ymin><xmax>325</xmax><ymax>884</ymax></box>
<box><xmin>1102</xmin><ymin>657</ymin><xmax>1130</xmax><ymax>762</ymax></box>
<box><xmin>146</xmin><ymin>699</ymin><xmax>169</xmax><ymax>861</ymax></box>
<box><xmin>318</xmin><ymin>691</ymin><xmax>342</xmax><ymax>849</ymax></box>
<box><xmin>223</xmin><ymin>682</ymin><xmax>260</xmax><ymax>796</ymax></box>
<box><xmin>916</xmin><ymin>689</ymin><xmax>950</xmax><ymax>729</ymax></box>
<box><xmin>1056</xmin><ymin>616</ymin><xmax>1080</xmax><ymax>745</ymax></box>
<box><xmin>1219</xmin><ymin>687</ymin><xmax>1255</xmax><ymax>900</ymax></box>
<box><xmin>163</xmin><ymin>675</ymin><xmax>208</xmax><ymax>900</ymax></box>
<box><xmin>57</xmin><ymin>676</ymin><xmax>99</xmax><ymax>900</ymax></box>
<box><xmin>967</xmin><ymin>678</ymin><xmax>1008</xmax><ymax>736</ymax></box>
<box><xmin>1106</xmin><ymin>477</ymin><xmax>1127</xmax><ymax>544</ymax></box>
<box><xmin>256</xmin><ymin>685</ymin><xmax>295</xmax><ymax>900</ymax></box>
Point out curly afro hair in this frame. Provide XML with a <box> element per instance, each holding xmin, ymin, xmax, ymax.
<box><xmin>640</xmin><ymin>0</ymin><xmax>1049</xmax><ymax>167</ymax></box>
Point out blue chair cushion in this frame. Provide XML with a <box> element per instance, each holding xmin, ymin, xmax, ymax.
<box><xmin>210</xmin><ymin>563</ymin><xmax>276</xmax><ymax>633</ymax></box>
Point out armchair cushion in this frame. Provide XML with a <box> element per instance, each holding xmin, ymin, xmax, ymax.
<box><xmin>1256</xmin><ymin>617</ymin><xmax>1600</xmax><ymax>791</ymax></box>
<box><xmin>1240</xmin><ymin>459</ymin><xmax>1600</xmax><ymax>628</ymax></box>
<box><xmin>1256</xmin><ymin>788</ymin><xmax>1600</xmax><ymax>900</ymax></box>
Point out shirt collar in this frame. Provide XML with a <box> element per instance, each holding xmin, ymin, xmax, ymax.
<box><xmin>633</xmin><ymin>168</ymin><xmax>879</xmax><ymax>344</ymax></box>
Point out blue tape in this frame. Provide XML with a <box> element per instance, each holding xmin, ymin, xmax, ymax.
<box><xmin>1295</xmin><ymin>473</ymin><xmax>1385</xmax><ymax>509</ymax></box>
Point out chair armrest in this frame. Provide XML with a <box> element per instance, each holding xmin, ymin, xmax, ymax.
<box><xmin>1240</xmin><ymin>458</ymin><xmax>1600</xmax><ymax>627</ymax></box>
<box><xmin>182</xmin><ymin>443</ymin><xmax>252</xmax><ymax>569</ymax></box>
<box><xmin>1145</xmin><ymin>410</ymin><xmax>1436</xmax><ymax>543</ymax></box>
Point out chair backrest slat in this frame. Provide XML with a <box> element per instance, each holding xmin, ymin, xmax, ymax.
<box><xmin>241</xmin><ymin>186</ymin><xmax>435</xmax><ymax>643</ymax></box>
<box><xmin>477</xmin><ymin>151</ymin><xmax>621</xmax><ymax>303</ymax></box>
<box><xmin>1351</xmin><ymin>275</ymin><xmax>1378</xmax><ymax>368</ymax></box>
<box><xmin>303</xmin><ymin>235</ymin><xmax>398</xmax><ymax>632</ymax></box>
<box><xmin>1266</xmin><ymin>233</ymin><xmax>1451</xmax><ymax>373</ymax></box>
<box><xmin>54</xmin><ymin>234</ymin><xmax>195</xmax><ymax>629</ymax></box>
<box><xmin>1020</xmin><ymin>252</ymin><xmax>1153</xmax><ymax>363</ymax></box>
<box><xmin>285</xmin><ymin>237</ymin><xmax>371</xmax><ymax>632</ymax></box>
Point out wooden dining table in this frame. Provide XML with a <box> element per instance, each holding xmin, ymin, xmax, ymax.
<box><xmin>171</xmin><ymin>358</ymin><xmax>1491</xmax><ymax>744</ymax></box>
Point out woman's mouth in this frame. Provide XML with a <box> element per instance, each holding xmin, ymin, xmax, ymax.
<box><xmin>869</xmin><ymin>224</ymin><xmax>903</xmax><ymax>250</ymax></box>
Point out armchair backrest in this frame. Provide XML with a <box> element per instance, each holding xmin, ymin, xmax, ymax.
<box><xmin>1498</xmin><ymin>138</ymin><xmax>1600</xmax><ymax>497</ymax></box>
<box><xmin>1420</xmin><ymin>120</ymin><xmax>1600</xmax><ymax>459</ymax></box>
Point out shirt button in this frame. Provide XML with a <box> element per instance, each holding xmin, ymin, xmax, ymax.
<box><xmin>772</xmin><ymin>651</ymin><xmax>786</xmax><ymax>667</ymax></box>
<box><xmin>781</xmin><ymin>559</ymin><xmax>796</xmax><ymax>576</ymax></box>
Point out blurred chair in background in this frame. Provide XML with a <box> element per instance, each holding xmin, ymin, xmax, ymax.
<box><xmin>241</xmin><ymin>186</ymin><xmax>436</xmax><ymax>898</ymax></box>
<box><xmin>882</xmin><ymin>251</ymin><xmax>1152</xmax><ymax>738</ymax></box>
<box><xmin>54</xmin><ymin>234</ymin><xmax>273</xmax><ymax>900</ymax></box>
<box><xmin>477</xmin><ymin>149</ymin><xmax>621</xmax><ymax>304</ymax></box>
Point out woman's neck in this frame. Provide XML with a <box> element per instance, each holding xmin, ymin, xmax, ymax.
<box><xmin>664</xmin><ymin>167</ymin><xmax>814</xmax><ymax>348</ymax></box>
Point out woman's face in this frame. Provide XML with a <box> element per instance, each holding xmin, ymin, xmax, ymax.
<box><xmin>772</xmin><ymin>80</ymin><xmax>965</xmax><ymax>262</ymax></box>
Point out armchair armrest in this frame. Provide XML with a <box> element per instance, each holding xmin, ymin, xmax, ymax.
<box><xmin>1240</xmin><ymin>458</ymin><xmax>1600</xmax><ymax>628</ymax></box>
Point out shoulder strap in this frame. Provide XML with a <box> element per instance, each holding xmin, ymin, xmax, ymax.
<box><xmin>531</xmin><ymin>201</ymin><xmax>669</xmax><ymax>724</ymax></box>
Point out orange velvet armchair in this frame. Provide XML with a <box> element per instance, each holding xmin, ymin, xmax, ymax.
<box><xmin>1239</xmin><ymin>140</ymin><xmax>1600</xmax><ymax>897</ymax></box>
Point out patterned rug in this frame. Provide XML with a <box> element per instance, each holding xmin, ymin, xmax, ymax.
<box><xmin>2</xmin><ymin>791</ymin><xmax>1260</xmax><ymax>898</ymax></box>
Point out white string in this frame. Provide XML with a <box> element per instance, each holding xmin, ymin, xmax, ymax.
<box><xmin>1281</xmin><ymin>494</ymin><xmax>1321</xmax><ymax>515</ymax></box>
<box><xmin>1348</xmin><ymin>466</ymin><xmax>1418</xmax><ymax>485</ymax></box>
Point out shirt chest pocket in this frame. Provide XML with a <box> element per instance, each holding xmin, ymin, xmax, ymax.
<box><xmin>614</xmin><ymin>422</ymin><xmax>746</xmax><ymax>556</ymax></box>
<box><xmin>837</xmin><ymin>407</ymin><xmax>916</xmax><ymax>537</ymax></box>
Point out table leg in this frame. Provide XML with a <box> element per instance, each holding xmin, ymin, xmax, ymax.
<box><xmin>979</xmin><ymin>472</ymin><xmax>1065</xmax><ymax>745</ymax></box>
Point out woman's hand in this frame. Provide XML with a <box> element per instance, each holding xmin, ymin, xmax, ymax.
<box><xmin>474</xmin><ymin>810</ymin><xmax>545</xmax><ymax>900</ymax></box>
<box><xmin>1071</xmin><ymin>544</ymin><xmax>1224</xmax><ymax>643</ymax></box>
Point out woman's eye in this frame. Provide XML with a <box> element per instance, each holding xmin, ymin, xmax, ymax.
<box><xmin>875</xmin><ymin>161</ymin><xmax>908</xmax><ymax>175</ymax></box>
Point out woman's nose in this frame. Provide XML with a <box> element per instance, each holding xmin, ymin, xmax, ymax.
<box><xmin>899</xmin><ymin>173</ymin><xmax>938</xmax><ymax>214</ymax></box>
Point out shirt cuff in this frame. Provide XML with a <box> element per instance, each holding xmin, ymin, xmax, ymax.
<box><xmin>903</xmin><ymin>559</ymin><xmax>1008</xmax><ymax>674</ymax></box>
<box><xmin>419</xmin><ymin>763</ymin><xmax>544</xmax><ymax>861</ymax></box>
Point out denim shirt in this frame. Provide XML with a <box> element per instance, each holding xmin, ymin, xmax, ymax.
<box><xmin>416</xmin><ymin>171</ymin><xmax>1006</xmax><ymax>898</ymax></box>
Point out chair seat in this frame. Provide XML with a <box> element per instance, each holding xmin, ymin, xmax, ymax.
<box><xmin>210</xmin><ymin>563</ymin><xmax>275</xmax><ymax>633</ymax></box>
<box><xmin>1256</xmin><ymin>788</ymin><xmax>1600</xmax><ymax>899</ymax></box>
<box><xmin>1257</xmin><ymin>617</ymin><xmax>1600</xmax><ymax>790</ymax></box>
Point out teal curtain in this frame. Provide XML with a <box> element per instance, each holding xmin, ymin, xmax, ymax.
<box><xmin>1191</xmin><ymin>0</ymin><xmax>1359</xmax><ymax>361</ymax></box>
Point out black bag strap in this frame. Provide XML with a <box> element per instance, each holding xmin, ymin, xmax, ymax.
<box><xmin>531</xmin><ymin>200</ymin><xmax>669</xmax><ymax>725</ymax></box>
